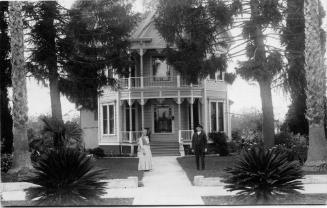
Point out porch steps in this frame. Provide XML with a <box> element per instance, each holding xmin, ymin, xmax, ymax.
<box><xmin>150</xmin><ymin>141</ymin><xmax>180</xmax><ymax>156</ymax></box>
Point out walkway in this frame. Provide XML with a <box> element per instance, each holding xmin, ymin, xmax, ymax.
<box><xmin>132</xmin><ymin>156</ymin><xmax>203</xmax><ymax>205</ymax></box>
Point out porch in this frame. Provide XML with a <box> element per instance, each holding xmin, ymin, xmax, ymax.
<box><xmin>105</xmin><ymin>98</ymin><xmax>202</xmax><ymax>155</ymax></box>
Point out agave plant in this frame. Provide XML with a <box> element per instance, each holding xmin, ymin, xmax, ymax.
<box><xmin>223</xmin><ymin>146</ymin><xmax>304</xmax><ymax>203</ymax></box>
<box><xmin>25</xmin><ymin>148</ymin><xmax>107</xmax><ymax>206</ymax></box>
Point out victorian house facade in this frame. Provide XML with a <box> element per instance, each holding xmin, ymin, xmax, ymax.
<box><xmin>80</xmin><ymin>10</ymin><xmax>232</xmax><ymax>156</ymax></box>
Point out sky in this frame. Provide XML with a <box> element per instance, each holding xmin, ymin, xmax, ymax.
<box><xmin>25</xmin><ymin>0</ymin><xmax>327</xmax><ymax>121</ymax></box>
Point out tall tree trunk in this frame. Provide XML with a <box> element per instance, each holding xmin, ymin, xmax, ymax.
<box><xmin>304</xmin><ymin>0</ymin><xmax>327</xmax><ymax>170</ymax></box>
<box><xmin>49</xmin><ymin>69</ymin><xmax>63</xmax><ymax>121</ymax></box>
<box><xmin>253</xmin><ymin>19</ymin><xmax>275</xmax><ymax>147</ymax></box>
<box><xmin>8</xmin><ymin>1</ymin><xmax>32</xmax><ymax>172</ymax></box>
<box><xmin>48</xmin><ymin>10</ymin><xmax>63</xmax><ymax>122</ymax></box>
<box><xmin>259</xmin><ymin>79</ymin><xmax>275</xmax><ymax>148</ymax></box>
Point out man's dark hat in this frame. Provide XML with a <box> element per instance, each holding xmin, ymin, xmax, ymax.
<box><xmin>196</xmin><ymin>124</ymin><xmax>203</xmax><ymax>128</ymax></box>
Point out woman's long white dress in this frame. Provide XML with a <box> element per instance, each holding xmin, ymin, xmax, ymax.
<box><xmin>138</xmin><ymin>136</ymin><xmax>152</xmax><ymax>171</ymax></box>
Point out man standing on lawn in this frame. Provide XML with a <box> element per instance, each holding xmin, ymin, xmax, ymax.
<box><xmin>191</xmin><ymin>124</ymin><xmax>207</xmax><ymax>170</ymax></box>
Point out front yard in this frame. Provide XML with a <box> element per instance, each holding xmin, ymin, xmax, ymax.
<box><xmin>177</xmin><ymin>155</ymin><xmax>236</xmax><ymax>183</ymax></box>
<box><xmin>1</xmin><ymin>157</ymin><xmax>143</xmax><ymax>182</ymax></box>
<box><xmin>94</xmin><ymin>157</ymin><xmax>143</xmax><ymax>181</ymax></box>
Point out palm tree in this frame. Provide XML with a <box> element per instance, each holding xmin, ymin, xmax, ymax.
<box><xmin>303</xmin><ymin>0</ymin><xmax>327</xmax><ymax>170</ymax></box>
<box><xmin>8</xmin><ymin>1</ymin><xmax>32</xmax><ymax>172</ymax></box>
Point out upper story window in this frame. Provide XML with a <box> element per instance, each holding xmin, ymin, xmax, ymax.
<box><xmin>217</xmin><ymin>71</ymin><xmax>223</xmax><ymax>80</ymax></box>
<box><xmin>209</xmin><ymin>70</ymin><xmax>223</xmax><ymax>81</ymax></box>
<box><xmin>152</xmin><ymin>57</ymin><xmax>171</xmax><ymax>81</ymax></box>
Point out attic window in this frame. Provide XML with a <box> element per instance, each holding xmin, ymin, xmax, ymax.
<box><xmin>152</xmin><ymin>57</ymin><xmax>171</xmax><ymax>81</ymax></box>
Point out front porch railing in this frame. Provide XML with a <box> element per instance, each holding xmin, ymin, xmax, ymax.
<box><xmin>118</xmin><ymin>76</ymin><xmax>200</xmax><ymax>89</ymax></box>
<box><xmin>121</xmin><ymin>131</ymin><xmax>143</xmax><ymax>143</ymax></box>
<box><xmin>178</xmin><ymin>130</ymin><xmax>194</xmax><ymax>144</ymax></box>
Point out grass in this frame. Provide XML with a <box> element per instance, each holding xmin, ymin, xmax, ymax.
<box><xmin>1</xmin><ymin>157</ymin><xmax>143</xmax><ymax>182</ymax></box>
<box><xmin>202</xmin><ymin>194</ymin><xmax>327</xmax><ymax>205</ymax></box>
<box><xmin>94</xmin><ymin>158</ymin><xmax>143</xmax><ymax>181</ymax></box>
<box><xmin>1</xmin><ymin>198</ymin><xmax>134</xmax><ymax>206</ymax></box>
<box><xmin>177</xmin><ymin>155</ymin><xmax>236</xmax><ymax>183</ymax></box>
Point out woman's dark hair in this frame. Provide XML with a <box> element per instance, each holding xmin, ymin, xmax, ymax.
<box><xmin>145</xmin><ymin>128</ymin><xmax>151</xmax><ymax>141</ymax></box>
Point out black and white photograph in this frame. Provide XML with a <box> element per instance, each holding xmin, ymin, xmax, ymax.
<box><xmin>1</xmin><ymin>0</ymin><xmax>327</xmax><ymax>206</ymax></box>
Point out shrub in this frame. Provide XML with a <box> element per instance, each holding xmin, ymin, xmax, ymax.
<box><xmin>1</xmin><ymin>154</ymin><xmax>12</xmax><ymax>173</ymax></box>
<box><xmin>25</xmin><ymin>148</ymin><xmax>107</xmax><ymax>206</ymax></box>
<box><xmin>208</xmin><ymin>132</ymin><xmax>229</xmax><ymax>156</ymax></box>
<box><xmin>41</xmin><ymin>116</ymin><xmax>84</xmax><ymax>150</ymax></box>
<box><xmin>223</xmin><ymin>146</ymin><xmax>304</xmax><ymax>203</ymax></box>
<box><xmin>88</xmin><ymin>147</ymin><xmax>105</xmax><ymax>158</ymax></box>
<box><xmin>231</xmin><ymin>129</ymin><xmax>242</xmax><ymax>141</ymax></box>
<box><xmin>183</xmin><ymin>145</ymin><xmax>193</xmax><ymax>155</ymax></box>
<box><xmin>273</xmin><ymin>132</ymin><xmax>308</xmax><ymax>165</ymax></box>
<box><xmin>28</xmin><ymin>117</ymin><xmax>85</xmax><ymax>163</ymax></box>
<box><xmin>227</xmin><ymin>140</ymin><xmax>240</xmax><ymax>153</ymax></box>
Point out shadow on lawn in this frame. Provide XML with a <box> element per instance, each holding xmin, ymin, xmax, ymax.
<box><xmin>177</xmin><ymin>155</ymin><xmax>236</xmax><ymax>183</ymax></box>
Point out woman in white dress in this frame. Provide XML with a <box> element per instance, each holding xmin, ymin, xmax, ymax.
<box><xmin>138</xmin><ymin>129</ymin><xmax>152</xmax><ymax>171</ymax></box>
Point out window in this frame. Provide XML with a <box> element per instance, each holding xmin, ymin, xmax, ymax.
<box><xmin>218</xmin><ymin>102</ymin><xmax>224</xmax><ymax>131</ymax></box>
<box><xmin>154</xmin><ymin>105</ymin><xmax>173</xmax><ymax>133</ymax></box>
<box><xmin>209</xmin><ymin>72</ymin><xmax>215</xmax><ymax>80</ymax></box>
<box><xmin>102</xmin><ymin>104</ymin><xmax>115</xmax><ymax>135</ymax></box>
<box><xmin>152</xmin><ymin>57</ymin><xmax>171</xmax><ymax>81</ymax></box>
<box><xmin>217</xmin><ymin>71</ymin><xmax>223</xmax><ymax>80</ymax></box>
<box><xmin>103</xmin><ymin>106</ymin><xmax>108</xmax><ymax>134</ymax></box>
<box><xmin>210</xmin><ymin>102</ymin><xmax>217</xmax><ymax>132</ymax></box>
<box><xmin>210</xmin><ymin>101</ymin><xmax>224</xmax><ymax>132</ymax></box>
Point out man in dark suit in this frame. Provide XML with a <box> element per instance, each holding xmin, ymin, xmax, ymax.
<box><xmin>191</xmin><ymin>124</ymin><xmax>207</xmax><ymax>170</ymax></box>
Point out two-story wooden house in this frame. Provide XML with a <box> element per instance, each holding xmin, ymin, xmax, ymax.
<box><xmin>80</xmin><ymin>10</ymin><xmax>232</xmax><ymax>156</ymax></box>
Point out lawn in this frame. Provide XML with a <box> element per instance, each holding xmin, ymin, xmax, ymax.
<box><xmin>202</xmin><ymin>194</ymin><xmax>327</xmax><ymax>205</ymax></box>
<box><xmin>94</xmin><ymin>157</ymin><xmax>143</xmax><ymax>181</ymax></box>
<box><xmin>1</xmin><ymin>157</ymin><xmax>143</xmax><ymax>182</ymax></box>
<box><xmin>1</xmin><ymin>198</ymin><xmax>134</xmax><ymax>206</ymax></box>
<box><xmin>177</xmin><ymin>155</ymin><xmax>236</xmax><ymax>183</ymax></box>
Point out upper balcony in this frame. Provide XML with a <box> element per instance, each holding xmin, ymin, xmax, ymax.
<box><xmin>117</xmin><ymin>75</ymin><xmax>226</xmax><ymax>91</ymax></box>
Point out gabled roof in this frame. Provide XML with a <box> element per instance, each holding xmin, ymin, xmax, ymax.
<box><xmin>130</xmin><ymin>10</ymin><xmax>167</xmax><ymax>49</ymax></box>
<box><xmin>130</xmin><ymin>7</ymin><xmax>232</xmax><ymax>52</ymax></box>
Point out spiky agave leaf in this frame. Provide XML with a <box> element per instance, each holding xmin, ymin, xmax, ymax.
<box><xmin>25</xmin><ymin>148</ymin><xmax>107</xmax><ymax>206</ymax></box>
<box><xmin>223</xmin><ymin>146</ymin><xmax>304</xmax><ymax>202</ymax></box>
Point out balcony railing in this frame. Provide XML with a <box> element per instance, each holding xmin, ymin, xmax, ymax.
<box><xmin>178</xmin><ymin>130</ymin><xmax>194</xmax><ymax>144</ymax></box>
<box><xmin>121</xmin><ymin>131</ymin><xmax>143</xmax><ymax>143</ymax></box>
<box><xmin>118</xmin><ymin>76</ymin><xmax>201</xmax><ymax>89</ymax></box>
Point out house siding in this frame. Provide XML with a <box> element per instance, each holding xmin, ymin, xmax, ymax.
<box><xmin>80</xmin><ymin>110</ymin><xmax>98</xmax><ymax>149</ymax></box>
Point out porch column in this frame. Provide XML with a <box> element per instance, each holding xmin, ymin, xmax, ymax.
<box><xmin>141</xmin><ymin>103</ymin><xmax>145</xmax><ymax>130</ymax></box>
<box><xmin>116</xmin><ymin>92</ymin><xmax>121</xmax><ymax>143</ymax></box>
<box><xmin>140</xmin><ymin>48</ymin><xmax>144</xmax><ymax>88</ymax></box>
<box><xmin>203</xmin><ymin>78</ymin><xmax>208</xmax><ymax>133</ymax></box>
<box><xmin>190</xmin><ymin>100</ymin><xmax>194</xmax><ymax>130</ymax></box>
<box><xmin>177</xmin><ymin>97</ymin><xmax>184</xmax><ymax>156</ymax></box>
<box><xmin>128</xmin><ymin>100</ymin><xmax>134</xmax><ymax>155</ymax></box>
<box><xmin>178</xmin><ymin>98</ymin><xmax>181</xmax><ymax>131</ymax></box>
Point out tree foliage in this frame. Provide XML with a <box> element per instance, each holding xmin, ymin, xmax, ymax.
<box><xmin>0</xmin><ymin>1</ymin><xmax>13</xmax><ymax>153</ymax></box>
<box><xmin>24</xmin><ymin>1</ymin><xmax>67</xmax><ymax>120</ymax></box>
<box><xmin>281</xmin><ymin>0</ymin><xmax>326</xmax><ymax>135</ymax></box>
<box><xmin>234</xmin><ymin>0</ymin><xmax>285</xmax><ymax>148</ymax></box>
<box><xmin>155</xmin><ymin>0</ymin><xmax>240</xmax><ymax>84</ymax></box>
<box><xmin>58</xmin><ymin>0</ymin><xmax>138</xmax><ymax>110</ymax></box>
